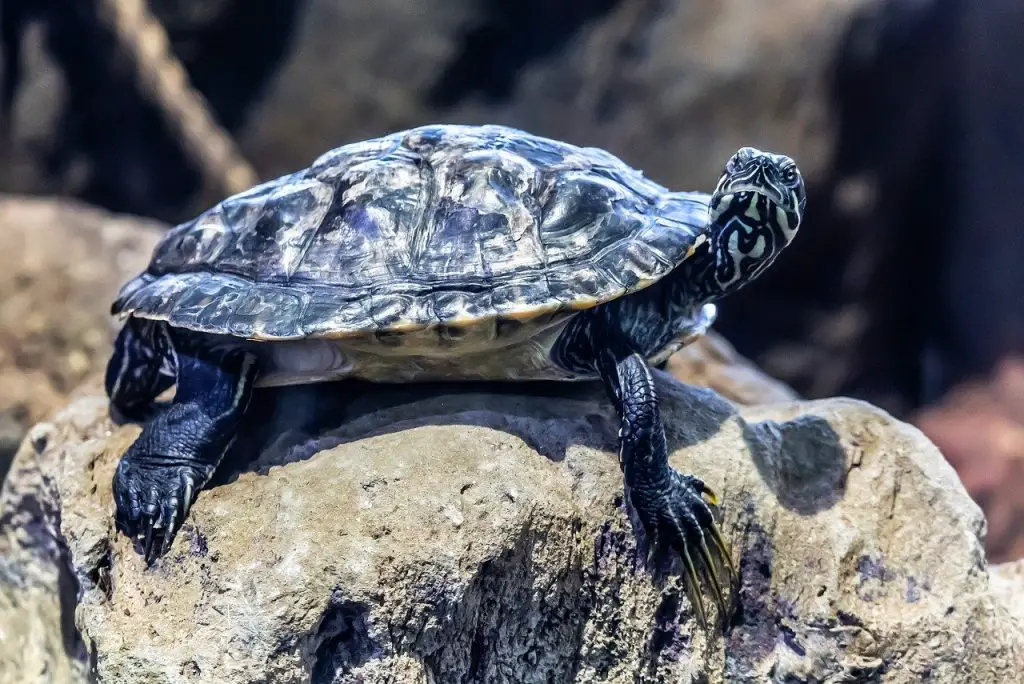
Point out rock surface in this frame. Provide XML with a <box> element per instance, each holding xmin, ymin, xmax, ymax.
<box><xmin>990</xmin><ymin>560</ymin><xmax>1024</xmax><ymax>626</ymax></box>
<box><xmin>0</xmin><ymin>196</ymin><xmax>166</xmax><ymax>480</ymax></box>
<box><xmin>2</xmin><ymin>371</ymin><xmax>1022</xmax><ymax>682</ymax></box>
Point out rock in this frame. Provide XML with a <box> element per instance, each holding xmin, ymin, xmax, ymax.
<box><xmin>0</xmin><ymin>412</ymin><xmax>24</xmax><ymax>484</ymax></box>
<box><xmin>663</xmin><ymin>332</ymin><xmax>799</xmax><ymax>406</ymax></box>
<box><xmin>990</xmin><ymin>560</ymin><xmax>1024</xmax><ymax>626</ymax></box>
<box><xmin>0</xmin><ymin>420</ymin><xmax>90</xmax><ymax>684</ymax></box>
<box><xmin>240</xmin><ymin>0</ymin><xmax>883</xmax><ymax>191</ymax></box>
<box><xmin>0</xmin><ymin>196</ymin><xmax>166</xmax><ymax>480</ymax></box>
<box><xmin>2</xmin><ymin>371</ymin><xmax>1022</xmax><ymax>682</ymax></box>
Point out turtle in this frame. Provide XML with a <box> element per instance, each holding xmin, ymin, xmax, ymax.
<box><xmin>105</xmin><ymin>123</ymin><xmax>806</xmax><ymax>627</ymax></box>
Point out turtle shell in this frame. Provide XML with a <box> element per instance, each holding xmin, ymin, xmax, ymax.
<box><xmin>113</xmin><ymin>125</ymin><xmax>711</xmax><ymax>340</ymax></box>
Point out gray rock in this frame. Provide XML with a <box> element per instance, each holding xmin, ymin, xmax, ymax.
<box><xmin>991</xmin><ymin>560</ymin><xmax>1024</xmax><ymax>626</ymax></box>
<box><xmin>1</xmin><ymin>371</ymin><xmax>1021</xmax><ymax>682</ymax></box>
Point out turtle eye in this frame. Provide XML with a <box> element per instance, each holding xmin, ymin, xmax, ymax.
<box><xmin>780</xmin><ymin>164</ymin><xmax>799</xmax><ymax>185</ymax></box>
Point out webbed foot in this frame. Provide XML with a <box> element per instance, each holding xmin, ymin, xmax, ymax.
<box><xmin>627</xmin><ymin>468</ymin><xmax>737</xmax><ymax>630</ymax></box>
<box><xmin>113</xmin><ymin>457</ymin><xmax>205</xmax><ymax>564</ymax></box>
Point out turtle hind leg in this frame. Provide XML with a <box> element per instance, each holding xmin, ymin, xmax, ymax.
<box><xmin>105</xmin><ymin>318</ymin><xmax>176</xmax><ymax>423</ymax></box>
<box><xmin>590</xmin><ymin>332</ymin><xmax>737</xmax><ymax>630</ymax></box>
<box><xmin>113</xmin><ymin>335</ymin><xmax>259</xmax><ymax>563</ymax></box>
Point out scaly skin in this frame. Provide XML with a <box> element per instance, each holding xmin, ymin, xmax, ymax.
<box><xmin>105</xmin><ymin>318</ymin><xmax>176</xmax><ymax>423</ymax></box>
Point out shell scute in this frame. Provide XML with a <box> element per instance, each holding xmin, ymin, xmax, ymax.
<box><xmin>310</xmin><ymin>135</ymin><xmax>402</xmax><ymax>180</ymax></box>
<box><xmin>163</xmin><ymin>275</ymin><xmax>246</xmax><ymax>331</ymax></box>
<box><xmin>119</xmin><ymin>272</ymin><xmax>195</xmax><ymax>319</ymax></box>
<box><xmin>546</xmin><ymin>263</ymin><xmax>616</xmax><ymax>310</ymax></box>
<box><xmin>207</xmin><ymin>175</ymin><xmax>333</xmax><ymax>283</ymax></box>
<box><xmin>149</xmin><ymin>212</ymin><xmax>231</xmax><ymax>273</ymax></box>
<box><xmin>225</xmin><ymin>285</ymin><xmax>308</xmax><ymax>339</ymax></box>
<box><xmin>432</xmin><ymin>289</ymin><xmax>494</xmax><ymax>326</ymax></box>
<box><xmin>366</xmin><ymin>292</ymin><xmax>420</xmax><ymax>330</ymax></box>
<box><xmin>292</xmin><ymin>155</ymin><xmax>424</xmax><ymax>287</ymax></box>
<box><xmin>301</xmin><ymin>296</ymin><xmax>369</xmax><ymax>338</ymax></box>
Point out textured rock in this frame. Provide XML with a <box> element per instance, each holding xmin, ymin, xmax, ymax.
<box><xmin>241</xmin><ymin>0</ymin><xmax>883</xmax><ymax>191</ymax></box>
<box><xmin>0</xmin><ymin>384</ymin><xmax>94</xmax><ymax>684</ymax></box>
<box><xmin>2</xmin><ymin>371</ymin><xmax>1022</xmax><ymax>682</ymax></box>
<box><xmin>990</xmin><ymin>560</ymin><xmax>1024</xmax><ymax>626</ymax></box>
<box><xmin>0</xmin><ymin>196</ymin><xmax>166</xmax><ymax>479</ymax></box>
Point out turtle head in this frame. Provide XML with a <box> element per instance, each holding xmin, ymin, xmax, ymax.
<box><xmin>704</xmin><ymin>147</ymin><xmax>806</xmax><ymax>295</ymax></box>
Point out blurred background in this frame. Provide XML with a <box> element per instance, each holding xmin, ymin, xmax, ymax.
<box><xmin>0</xmin><ymin>0</ymin><xmax>1020</xmax><ymax>561</ymax></box>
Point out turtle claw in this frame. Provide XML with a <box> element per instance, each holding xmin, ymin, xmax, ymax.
<box><xmin>709</xmin><ymin>519</ymin><xmax>737</xmax><ymax>580</ymax></box>
<box><xmin>696</xmin><ymin>535</ymin><xmax>728</xmax><ymax>621</ymax></box>
<box><xmin>141</xmin><ymin>502</ymin><xmax>159</xmax><ymax>563</ymax></box>
<box><xmin>113</xmin><ymin>458</ymin><xmax>203</xmax><ymax>563</ymax></box>
<box><xmin>629</xmin><ymin>469</ymin><xmax>737</xmax><ymax>630</ymax></box>
<box><xmin>678</xmin><ymin>543</ymin><xmax>709</xmax><ymax>629</ymax></box>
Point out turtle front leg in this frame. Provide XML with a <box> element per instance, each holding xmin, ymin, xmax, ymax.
<box><xmin>105</xmin><ymin>318</ymin><xmax>176</xmax><ymax>423</ymax></box>
<box><xmin>594</xmin><ymin>343</ymin><xmax>736</xmax><ymax>629</ymax></box>
<box><xmin>113</xmin><ymin>342</ymin><xmax>259</xmax><ymax>563</ymax></box>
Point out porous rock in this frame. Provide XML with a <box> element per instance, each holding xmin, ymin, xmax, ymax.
<box><xmin>1</xmin><ymin>371</ymin><xmax>1022</xmax><ymax>683</ymax></box>
<box><xmin>990</xmin><ymin>560</ymin><xmax>1024</xmax><ymax>626</ymax></box>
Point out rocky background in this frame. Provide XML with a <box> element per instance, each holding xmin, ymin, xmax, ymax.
<box><xmin>0</xmin><ymin>0</ymin><xmax>1023</xmax><ymax>681</ymax></box>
